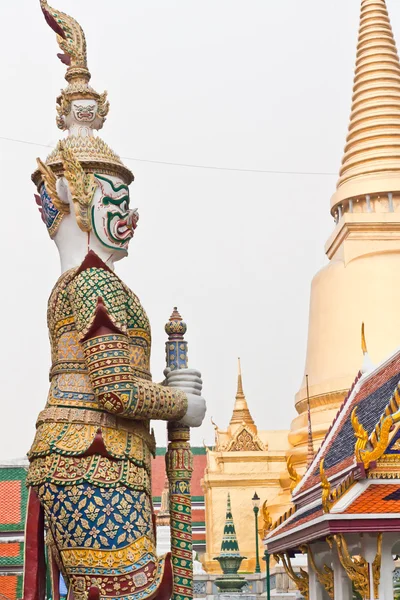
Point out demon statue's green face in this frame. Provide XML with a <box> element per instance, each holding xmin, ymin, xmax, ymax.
<box><xmin>91</xmin><ymin>174</ymin><xmax>139</xmax><ymax>254</ymax></box>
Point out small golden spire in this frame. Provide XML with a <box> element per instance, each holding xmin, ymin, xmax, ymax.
<box><xmin>361</xmin><ymin>322</ymin><xmax>368</xmax><ymax>355</ymax></box>
<box><xmin>237</xmin><ymin>357</ymin><xmax>244</xmax><ymax>396</ymax></box>
<box><xmin>361</xmin><ymin>322</ymin><xmax>374</xmax><ymax>373</ymax></box>
<box><xmin>156</xmin><ymin>478</ymin><xmax>170</xmax><ymax>526</ymax></box>
<box><xmin>229</xmin><ymin>358</ymin><xmax>256</xmax><ymax>432</ymax></box>
<box><xmin>331</xmin><ymin>0</ymin><xmax>400</xmax><ymax>210</ymax></box>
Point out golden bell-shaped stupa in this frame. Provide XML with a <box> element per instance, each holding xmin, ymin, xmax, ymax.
<box><xmin>291</xmin><ymin>0</ymin><xmax>400</xmax><ymax>468</ymax></box>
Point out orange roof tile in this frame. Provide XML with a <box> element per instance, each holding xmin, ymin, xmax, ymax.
<box><xmin>0</xmin><ymin>575</ymin><xmax>18</xmax><ymax>599</ymax></box>
<box><xmin>0</xmin><ymin>544</ymin><xmax>20</xmax><ymax>558</ymax></box>
<box><xmin>345</xmin><ymin>484</ymin><xmax>400</xmax><ymax>514</ymax></box>
<box><xmin>0</xmin><ymin>482</ymin><xmax>21</xmax><ymax>525</ymax></box>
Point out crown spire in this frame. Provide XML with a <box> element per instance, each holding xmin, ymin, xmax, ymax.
<box><xmin>32</xmin><ymin>1</ymin><xmax>133</xmax><ymax>219</ymax></box>
<box><xmin>229</xmin><ymin>359</ymin><xmax>256</xmax><ymax>431</ymax></box>
<box><xmin>39</xmin><ymin>0</ymin><xmax>111</xmax><ymax>131</ymax></box>
<box><xmin>331</xmin><ymin>0</ymin><xmax>400</xmax><ymax>211</ymax></box>
<box><xmin>40</xmin><ymin>0</ymin><xmax>89</xmax><ymax>84</ymax></box>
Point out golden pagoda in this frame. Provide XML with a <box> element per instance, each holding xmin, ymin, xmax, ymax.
<box><xmin>202</xmin><ymin>361</ymin><xmax>291</xmax><ymax>573</ymax></box>
<box><xmin>290</xmin><ymin>0</ymin><xmax>400</xmax><ymax>469</ymax></box>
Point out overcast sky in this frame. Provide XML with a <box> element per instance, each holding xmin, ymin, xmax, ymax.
<box><xmin>1</xmin><ymin>0</ymin><xmax>399</xmax><ymax>459</ymax></box>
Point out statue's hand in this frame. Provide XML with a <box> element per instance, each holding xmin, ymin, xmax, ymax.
<box><xmin>164</xmin><ymin>368</ymin><xmax>206</xmax><ymax>428</ymax></box>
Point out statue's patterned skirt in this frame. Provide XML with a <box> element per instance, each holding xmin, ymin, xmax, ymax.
<box><xmin>28</xmin><ymin>456</ymin><xmax>166</xmax><ymax>600</ymax></box>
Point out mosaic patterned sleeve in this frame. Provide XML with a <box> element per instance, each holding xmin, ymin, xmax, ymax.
<box><xmin>67</xmin><ymin>256</ymin><xmax>188</xmax><ymax>421</ymax></box>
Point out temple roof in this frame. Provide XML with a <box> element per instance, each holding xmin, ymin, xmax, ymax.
<box><xmin>267</xmin><ymin>345</ymin><xmax>400</xmax><ymax>553</ymax></box>
<box><xmin>266</xmin><ymin>481</ymin><xmax>400</xmax><ymax>554</ymax></box>
<box><xmin>293</xmin><ymin>347</ymin><xmax>400</xmax><ymax>499</ymax></box>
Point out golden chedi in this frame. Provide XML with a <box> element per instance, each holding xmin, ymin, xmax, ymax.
<box><xmin>291</xmin><ymin>0</ymin><xmax>400</xmax><ymax>468</ymax></box>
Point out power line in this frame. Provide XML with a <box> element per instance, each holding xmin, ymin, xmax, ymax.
<box><xmin>0</xmin><ymin>134</ymin><xmax>337</xmax><ymax>177</ymax></box>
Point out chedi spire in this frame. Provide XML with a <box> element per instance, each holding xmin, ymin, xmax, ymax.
<box><xmin>229</xmin><ymin>358</ymin><xmax>256</xmax><ymax>433</ymax></box>
<box><xmin>220</xmin><ymin>494</ymin><xmax>241</xmax><ymax>556</ymax></box>
<box><xmin>332</xmin><ymin>0</ymin><xmax>400</xmax><ymax>211</ymax></box>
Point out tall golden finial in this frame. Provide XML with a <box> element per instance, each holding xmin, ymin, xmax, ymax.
<box><xmin>229</xmin><ymin>358</ymin><xmax>256</xmax><ymax>431</ymax></box>
<box><xmin>237</xmin><ymin>357</ymin><xmax>244</xmax><ymax>396</ymax></box>
<box><xmin>361</xmin><ymin>322</ymin><xmax>367</xmax><ymax>355</ymax></box>
<box><xmin>331</xmin><ymin>0</ymin><xmax>400</xmax><ymax>211</ymax></box>
<box><xmin>361</xmin><ymin>322</ymin><xmax>374</xmax><ymax>373</ymax></box>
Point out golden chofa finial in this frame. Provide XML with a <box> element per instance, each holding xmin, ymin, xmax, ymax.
<box><xmin>286</xmin><ymin>456</ymin><xmax>301</xmax><ymax>492</ymax></box>
<box><xmin>260</xmin><ymin>500</ymin><xmax>272</xmax><ymax>537</ymax></box>
<box><xmin>320</xmin><ymin>459</ymin><xmax>333</xmax><ymax>514</ymax></box>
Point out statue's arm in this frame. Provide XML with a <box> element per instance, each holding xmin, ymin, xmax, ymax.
<box><xmin>67</xmin><ymin>253</ymin><xmax>188</xmax><ymax>421</ymax></box>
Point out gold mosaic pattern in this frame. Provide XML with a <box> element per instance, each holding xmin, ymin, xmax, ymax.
<box><xmin>83</xmin><ymin>334</ymin><xmax>188</xmax><ymax>420</ymax></box>
<box><xmin>28</xmin><ymin>455</ymin><xmax>151</xmax><ymax>492</ymax></box>
<box><xmin>32</xmin><ymin>136</ymin><xmax>134</xmax><ymax>188</ymax></box>
<box><xmin>29</xmin><ymin>421</ymin><xmax>152</xmax><ymax>465</ymax></box>
<box><xmin>61</xmin><ymin>535</ymin><xmax>154</xmax><ymax>569</ymax></box>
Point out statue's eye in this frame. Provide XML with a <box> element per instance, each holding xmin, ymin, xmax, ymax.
<box><xmin>102</xmin><ymin>194</ymin><xmax>130</xmax><ymax>209</ymax></box>
<box><xmin>121</xmin><ymin>197</ymin><xmax>130</xmax><ymax>212</ymax></box>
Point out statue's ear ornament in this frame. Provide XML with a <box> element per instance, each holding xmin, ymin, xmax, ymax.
<box><xmin>34</xmin><ymin>160</ymin><xmax>68</xmax><ymax>238</ymax></box>
<box><xmin>60</xmin><ymin>144</ymin><xmax>97</xmax><ymax>233</ymax></box>
<box><xmin>36</xmin><ymin>158</ymin><xmax>69</xmax><ymax>215</ymax></box>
